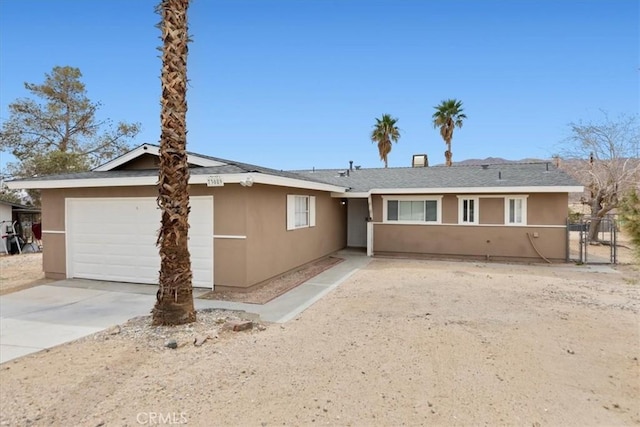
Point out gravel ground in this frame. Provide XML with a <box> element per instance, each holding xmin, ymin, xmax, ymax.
<box><xmin>0</xmin><ymin>258</ymin><xmax>638</xmax><ymax>426</ymax></box>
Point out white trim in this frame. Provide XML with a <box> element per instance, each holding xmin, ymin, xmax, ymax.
<box><xmin>42</xmin><ymin>230</ymin><xmax>66</xmax><ymax>234</ymax></box>
<box><xmin>213</xmin><ymin>235</ymin><xmax>247</xmax><ymax>239</ymax></box>
<box><xmin>192</xmin><ymin>174</ymin><xmax>346</xmax><ymax>192</ymax></box>
<box><xmin>372</xmin><ymin>222</ymin><xmax>567</xmax><ymax>228</ymax></box>
<box><xmin>9</xmin><ymin>176</ymin><xmax>158</xmax><ymax>189</ymax></box>
<box><xmin>457</xmin><ymin>196</ymin><xmax>479</xmax><ymax>225</ymax></box>
<box><xmin>7</xmin><ymin>172</ymin><xmax>347</xmax><ymax>193</ymax></box>
<box><xmin>504</xmin><ymin>195</ymin><xmax>528</xmax><ymax>226</ymax></box>
<box><xmin>309</xmin><ymin>196</ymin><xmax>316</xmax><ymax>227</ymax></box>
<box><xmin>287</xmin><ymin>194</ymin><xmax>316</xmax><ymax>230</ymax></box>
<box><xmin>366</xmin><ymin>194</ymin><xmax>373</xmax><ymax>257</ymax></box>
<box><xmin>93</xmin><ymin>144</ymin><xmax>226</xmax><ymax>171</ymax></box>
<box><xmin>331</xmin><ymin>192</ymin><xmax>370</xmax><ymax>198</ymax></box>
<box><xmin>382</xmin><ymin>195</ymin><xmax>443</xmax><ymax>224</ymax></box>
<box><xmin>368</xmin><ymin>186</ymin><xmax>584</xmax><ymax>195</ymax></box>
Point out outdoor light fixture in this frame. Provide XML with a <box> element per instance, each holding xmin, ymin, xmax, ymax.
<box><xmin>240</xmin><ymin>176</ymin><xmax>254</xmax><ymax>187</ymax></box>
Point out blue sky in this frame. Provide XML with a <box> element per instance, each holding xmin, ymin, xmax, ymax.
<box><xmin>0</xmin><ymin>0</ymin><xmax>638</xmax><ymax>173</ymax></box>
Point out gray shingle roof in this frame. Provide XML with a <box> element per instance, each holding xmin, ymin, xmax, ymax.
<box><xmin>10</xmin><ymin>142</ymin><xmax>581</xmax><ymax>193</ymax></box>
<box><xmin>292</xmin><ymin>162</ymin><xmax>582</xmax><ymax>192</ymax></box>
<box><xmin>8</xmin><ymin>155</ymin><xmax>340</xmax><ymax>186</ymax></box>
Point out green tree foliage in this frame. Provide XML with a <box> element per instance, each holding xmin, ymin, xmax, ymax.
<box><xmin>619</xmin><ymin>189</ymin><xmax>640</xmax><ymax>261</ymax></box>
<box><xmin>0</xmin><ymin>187</ymin><xmax>23</xmax><ymax>205</ymax></box>
<box><xmin>432</xmin><ymin>99</ymin><xmax>466</xmax><ymax>166</ymax></box>
<box><xmin>0</xmin><ymin>66</ymin><xmax>140</xmax><ymax>203</ymax></box>
<box><xmin>371</xmin><ymin>114</ymin><xmax>400</xmax><ymax>168</ymax></box>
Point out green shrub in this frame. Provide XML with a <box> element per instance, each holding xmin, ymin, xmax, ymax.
<box><xmin>619</xmin><ymin>189</ymin><xmax>640</xmax><ymax>261</ymax></box>
<box><xmin>568</xmin><ymin>208</ymin><xmax>582</xmax><ymax>223</ymax></box>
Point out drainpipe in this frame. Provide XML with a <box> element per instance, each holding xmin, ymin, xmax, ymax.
<box><xmin>367</xmin><ymin>193</ymin><xmax>373</xmax><ymax>257</ymax></box>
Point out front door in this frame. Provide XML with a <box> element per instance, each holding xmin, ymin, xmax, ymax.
<box><xmin>347</xmin><ymin>199</ymin><xmax>368</xmax><ymax>248</ymax></box>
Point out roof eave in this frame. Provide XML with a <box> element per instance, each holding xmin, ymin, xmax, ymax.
<box><xmin>368</xmin><ymin>186</ymin><xmax>585</xmax><ymax>194</ymax></box>
<box><xmin>7</xmin><ymin>172</ymin><xmax>347</xmax><ymax>193</ymax></box>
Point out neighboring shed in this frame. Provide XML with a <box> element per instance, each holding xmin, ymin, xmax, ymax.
<box><xmin>0</xmin><ymin>200</ymin><xmax>41</xmax><ymax>254</ymax></box>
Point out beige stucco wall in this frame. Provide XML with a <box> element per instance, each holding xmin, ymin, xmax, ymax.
<box><xmin>245</xmin><ymin>185</ymin><xmax>347</xmax><ymax>287</ymax></box>
<box><xmin>372</xmin><ymin>192</ymin><xmax>570</xmax><ymax>262</ymax></box>
<box><xmin>113</xmin><ymin>154</ymin><xmax>208</xmax><ymax>170</ymax></box>
<box><xmin>528</xmin><ymin>193</ymin><xmax>569</xmax><ymax>225</ymax></box>
<box><xmin>479</xmin><ymin>198</ymin><xmax>504</xmax><ymax>224</ymax></box>
<box><xmin>373</xmin><ymin>224</ymin><xmax>566</xmax><ymax>261</ymax></box>
<box><xmin>39</xmin><ymin>182</ymin><xmax>347</xmax><ymax>289</ymax></box>
<box><xmin>115</xmin><ymin>154</ymin><xmax>159</xmax><ymax>170</ymax></box>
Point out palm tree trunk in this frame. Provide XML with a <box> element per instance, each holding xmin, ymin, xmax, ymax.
<box><xmin>152</xmin><ymin>0</ymin><xmax>196</xmax><ymax>326</ymax></box>
<box><xmin>445</xmin><ymin>142</ymin><xmax>452</xmax><ymax>167</ymax></box>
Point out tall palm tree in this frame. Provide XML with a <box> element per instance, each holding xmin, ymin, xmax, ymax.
<box><xmin>152</xmin><ymin>0</ymin><xmax>196</xmax><ymax>326</ymax></box>
<box><xmin>371</xmin><ymin>114</ymin><xmax>400</xmax><ymax>168</ymax></box>
<box><xmin>432</xmin><ymin>99</ymin><xmax>466</xmax><ymax>167</ymax></box>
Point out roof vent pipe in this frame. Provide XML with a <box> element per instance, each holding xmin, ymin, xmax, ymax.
<box><xmin>349</xmin><ymin>160</ymin><xmax>353</xmax><ymax>171</ymax></box>
<box><xmin>546</xmin><ymin>162</ymin><xmax>549</xmax><ymax>171</ymax></box>
<box><xmin>498</xmin><ymin>171</ymin><xmax>502</xmax><ymax>180</ymax></box>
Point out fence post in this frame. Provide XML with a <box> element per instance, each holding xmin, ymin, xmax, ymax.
<box><xmin>565</xmin><ymin>217</ymin><xmax>570</xmax><ymax>262</ymax></box>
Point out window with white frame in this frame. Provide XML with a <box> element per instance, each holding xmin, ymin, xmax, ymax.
<box><xmin>505</xmin><ymin>196</ymin><xmax>527</xmax><ymax>225</ymax></box>
<box><xmin>287</xmin><ymin>195</ymin><xmax>316</xmax><ymax>230</ymax></box>
<box><xmin>458</xmin><ymin>197</ymin><xmax>479</xmax><ymax>225</ymax></box>
<box><xmin>383</xmin><ymin>196</ymin><xmax>442</xmax><ymax>223</ymax></box>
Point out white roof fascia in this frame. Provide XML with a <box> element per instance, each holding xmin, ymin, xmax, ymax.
<box><xmin>369</xmin><ymin>186</ymin><xmax>584</xmax><ymax>194</ymax></box>
<box><xmin>7</xmin><ymin>173</ymin><xmax>348</xmax><ymax>193</ymax></box>
<box><xmin>93</xmin><ymin>144</ymin><xmax>226</xmax><ymax>171</ymax></box>
<box><xmin>189</xmin><ymin>173</ymin><xmax>348</xmax><ymax>192</ymax></box>
<box><xmin>7</xmin><ymin>176</ymin><xmax>158</xmax><ymax>189</ymax></box>
<box><xmin>330</xmin><ymin>192</ymin><xmax>370</xmax><ymax>198</ymax></box>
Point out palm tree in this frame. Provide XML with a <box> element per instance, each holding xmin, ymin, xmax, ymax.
<box><xmin>371</xmin><ymin>114</ymin><xmax>400</xmax><ymax>168</ymax></box>
<box><xmin>152</xmin><ymin>0</ymin><xmax>196</xmax><ymax>326</ymax></box>
<box><xmin>432</xmin><ymin>99</ymin><xmax>466</xmax><ymax>167</ymax></box>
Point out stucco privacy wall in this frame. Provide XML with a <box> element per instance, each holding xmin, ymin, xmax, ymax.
<box><xmin>40</xmin><ymin>183</ymin><xmax>347</xmax><ymax>288</ymax></box>
<box><xmin>370</xmin><ymin>192</ymin><xmax>569</xmax><ymax>262</ymax></box>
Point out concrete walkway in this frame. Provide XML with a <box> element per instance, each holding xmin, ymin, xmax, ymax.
<box><xmin>0</xmin><ymin>250</ymin><xmax>370</xmax><ymax>364</ymax></box>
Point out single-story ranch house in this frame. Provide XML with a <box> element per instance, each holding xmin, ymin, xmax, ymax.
<box><xmin>8</xmin><ymin>144</ymin><xmax>583</xmax><ymax>291</ymax></box>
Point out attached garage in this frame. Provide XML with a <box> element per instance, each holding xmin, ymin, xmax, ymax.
<box><xmin>65</xmin><ymin>196</ymin><xmax>213</xmax><ymax>288</ymax></box>
<box><xmin>5</xmin><ymin>143</ymin><xmax>351</xmax><ymax>290</ymax></box>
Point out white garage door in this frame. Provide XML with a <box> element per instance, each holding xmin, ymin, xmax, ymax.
<box><xmin>66</xmin><ymin>196</ymin><xmax>213</xmax><ymax>289</ymax></box>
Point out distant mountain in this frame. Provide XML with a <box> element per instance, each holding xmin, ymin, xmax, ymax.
<box><xmin>450</xmin><ymin>157</ymin><xmax>549</xmax><ymax>166</ymax></box>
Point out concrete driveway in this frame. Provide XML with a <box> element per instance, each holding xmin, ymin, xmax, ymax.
<box><xmin>0</xmin><ymin>280</ymin><xmax>166</xmax><ymax>363</ymax></box>
<box><xmin>0</xmin><ymin>251</ymin><xmax>371</xmax><ymax>364</ymax></box>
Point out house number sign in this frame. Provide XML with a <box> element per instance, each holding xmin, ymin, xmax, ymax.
<box><xmin>206</xmin><ymin>175</ymin><xmax>224</xmax><ymax>187</ymax></box>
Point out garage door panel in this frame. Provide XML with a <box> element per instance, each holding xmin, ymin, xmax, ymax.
<box><xmin>67</xmin><ymin>197</ymin><xmax>213</xmax><ymax>289</ymax></box>
<box><xmin>73</xmin><ymin>265</ymin><xmax>159</xmax><ymax>284</ymax></box>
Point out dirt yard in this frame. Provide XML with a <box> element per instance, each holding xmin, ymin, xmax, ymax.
<box><xmin>1</xmin><ymin>256</ymin><xmax>638</xmax><ymax>426</ymax></box>
<box><xmin>0</xmin><ymin>252</ymin><xmax>52</xmax><ymax>295</ymax></box>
